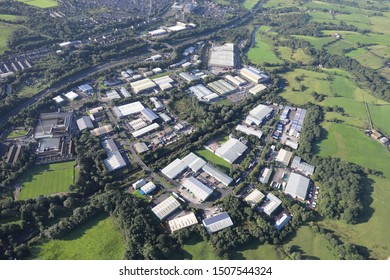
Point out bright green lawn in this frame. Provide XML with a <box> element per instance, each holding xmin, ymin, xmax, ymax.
<box><xmin>0</xmin><ymin>14</ymin><xmax>19</xmax><ymax>21</ymax></box>
<box><xmin>368</xmin><ymin>104</ymin><xmax>390</xmax><ymax>135</ymax></box>
<box><xmin>182</xmin><ymin>239</ymin><xmax>221</xmax><ymax>260</ymax></box>
<box><xmin>0</xmin><ymin>23</ymin><xmax>18</xmax><ymax>54</ymax></box>
<box><xmin>33</xmin><ymin>215</ymin><xmax>126</xmax><ymax>260</ymax></box>
<box><xmin>243</xmin><ymin>0</ymin><xmax>259</xmax><ymax>10</ymax></box>
<box><xmin>7</xmin><ymin>129</ymin><xmax>28</xmax><ymax>139</ymax></box>
<box><xmin>292</xmin><ymin>35</ymin><xmax>335</xmax><ymax>49</ymax></box>
<box><xmin>316</xmin><ymin>122</ymin><xmax>390</xmax><ymax>259</ymax></box>
<box><xmin>277</xmin><ymin>46</ymin><xmax>294</xmax><ymax>62</ymax></box>
<box><xmin>17</xmin><ymin>0</ymin><xmax>58</xmax><ymax>8</ymax></box>
<box><xmin>284</xmin><ymin>226</ymin><xmax>337</xmax><ymax>260</ymax></box>
<box><xmin>248</xmin><ymin>31</ymin><xmax>282</xmax><ymax>65</ymax></box>
<box><xmin>196</xmin><ymin>149</ymin><xmax>231</xmax><ymax>173</ymax></box>
<box><xmin>19</xmin><ymin>161</ymin><xmax>76</xmax><ymax>200</ymax></box>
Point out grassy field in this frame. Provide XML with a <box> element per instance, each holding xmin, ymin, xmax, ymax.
<box><xmin>292</xmin><ymin>35</ymin><xmax>335</xmax><ymax>50</ymax></box>
<box><xmin>17</xmin><ymin>0</ymin><xmax>58</xmax><ymax>8</ymax></box>
<box><xmin>284</xmin><ymin>226</ymin><xmax>337</xmax><ymax>260</ymax></box>
<box><xmin>243</xmin><ymin>0</ymin><xmax>259</xmax><ymax>10</ymax></box>
<box><xmin>232</xmin><ymin>243</ymin><xmax>281</xmax><ymax>260</ymax></box>
<box><xmin>182</xmin><ymin>238</ymin><xmax>221</xmax><ymax>260</ymax></box>
<box><xmin>248</xmin><ymin>30</ymin><xmax>282</xmax><ymax>65</ymax></box>
<box><xmin>291</xmin><ymin>48</ymin><xmax>312</xmax><ymax>64</ymax></box>
<box><xmin>277</xmin><ymin>46</ymin><xmax>294</xmax><ymax>62</ymax></box>
<box><xmin>316</xmin><ymin>121</ymin><xmax>390</xmax><ymax>259</ymax></box>
<box><xmin>33</xmin><ymin>215</ymin><xmax>126</xmax><ymax>260</ymax></box>
<box><xmin>0</xmin><ymin>23</ymin><xmax>18</xmax><ymax>54</ymax></box>
<box><xmin>196</xmin><ymin>149</ymin><xmax>231</xmax><ymax>173</ymax></box>
<box><xmin>19</xmin><ymin>161</ymin><xmax>77</xmax><ymax>200</ymax></box>
<box><xmin>368</xmin><ymin>104</ymin><xmax>390</xmax><ymax>135</ymax></box>
<box><xmin>0</xmin><ymin>14</ymin><xmax>19</xmax><ymax>22</ymax></box>
<box><xmin>7</xmin><ymin>129</ymin><xmax>28</xmax><ymax>139</ymax></box>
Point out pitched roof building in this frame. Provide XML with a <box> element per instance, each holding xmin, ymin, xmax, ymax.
<box><xmin>202</xmin><ymin>212</ymin><xmax>234</xmax><ymax>233</ymax></box>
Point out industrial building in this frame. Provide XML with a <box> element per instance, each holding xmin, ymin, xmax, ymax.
<box><xmin>240</xmin><ymin>67</ymin><xmax>269</xmax><ymax>84</ymax></box>
<box><xmin>130</xmin><ymin>78</ymin><xmax>157</xmax><ymax>94</ymax></box>
<box><xmin>34</xmin><ymin>111</ymin><xmax>73</xmax><ymax>139</ymax></box>
<box><xmin>182</xmin><ymin>176</ymin><xmax>213</xmax><ymax>202</ymax></box>
<box><xmin>132</xmin><ymin>123</ymin><xmax>160</xmax><ymax>138</ymax></box>
<box><xmin>207</xmin><ymin>79</ymin><xmax>236</xmax><ymax>95</ymax></box>
<box><xmin>112</xmin><ymin>101</ymin><xmax>145</xmax><ymax>118</ymax></box>
<box><xmin>150</xmin><ymin>97</ymin><xmax>165</xmax><ymax>111</ymax></box>
<box><xmin>132</xmin><ymin>178</ymin><xmax>146</xmax><ymax>189</ymax></box>
<box><xmin>274</xmin><ymin>213</ymin><xmax>291</xmax><ymax>231</ymax></box>
<box><xmin>36</xmin><ymin>138</ymin><xmax>61</xmax><ymax>154</ymax></box>
<box><xmin>64</xmin><ymin>91</ymin><xmax>79</xmax><ymax>101</ymax></box>
<box><xmin>285</xmin><ymin>139</ymin><xmax>299</xmax><ymax>150</ymax></box>
<box><xmin>288</xmin><ymin>108</ymin><xmax>307</xmax><ymax>137</ymax></box>
<box><xmin>140</xmin><ymin>181</ymin><xmax>157</xmax><ymax>195</ymax></box>
<box><xmin>89</xmin><ymin>106</ymin><xmax>105</xmax><ymax>122</ymax></box>
<box><xmin>249</xmin><ymin>84</ymin><xmax>267</xmax><ymax>95</ymax></box>
<box><xmin>141</xmin><ymin>108</ymin><xmax>160</xmax><ymax>122</ymax></box>
<box><xmin>76</xmin><ymin>116</ymin><xmax>94</xmax><ymax>131</ymax></box>
<box><xmin>78</xmin><ymin>84</ymin><xmax>93</xmax><ymax>94</ymax></box>
<box><xmin>153</xmin><ymin>75</ymin><xmax>175</xmax><ymax>91</ymax></box>
<box><xmin>285</xmin><ymin>172</ymin><xmax>310</xmax><ymax>200</ymax></box>
<box><xmin>148</xmin><ymin>28</ymin><xmax>167</xmax><ymax>36</ymax></box>
<box><xmin>101</xmin><ymin>138</ymin><xmax>127</xmax><ymax>172</ymax></box>
<box><xmin>244</xmin><ymin>189</ymin><xmax>265</xmax><ymax>206</ymax></box>
<box><xmin>245</xmin><ymin>104</ymin><xmax>273</xmax><ymax>126</ymax></box>
<box><xmin>106</xmin><ymin>89</ymin><xmax>121</xmax><ymax>100</ymax></box>
<box><xmin>263</xmin><ymin>193</ymin><xmax>282</xmax><ymax>216</ymax></box>
<box><xmin>90</xmin><ymin>124</ymin><xmax>113</xmax><ymax>137</ymax></box>
<box><xmin>151</xmin><ymin>196</ymin><xmax>181</xmax><ymax>220</ymax></box>
<box><xmin>158</xmin><ymin>112</ymin><xmax>172</xmax><ymax>123</ymax></box>
<box><xmin>275</xmin><ymin>149</ymin><xmax>293</xmax><ymax>166</ymax></box>
<box><xmin>133</xmin><ymin>142</ymin><xmax>149</xmax><ymax>154</ymax></box>
<box><xmin>260</xmin><ymin>168</ymin><xmax>272</xmax><ymax>184</ymax></box>
<box><xmin>215</xmin><ymin>138</ymin><xmax>248</xmax><ymax>164</ymax></box>
<box><xmin>280</xmin><ymin>106</ymin><xmax>291</xmax><ymax>121</ymax></box>
<box><xmin>161</xmin><ymin>152</ymin><xmax>206</xmax><ymax>179</ymax></box>
<box><xmin>189</xmin><ymin>84</ymin><xmax>219</xmax><ymax>102</ymax></box>
<box><xmin>120</xmin><ymin>87</ymin><xmax>131</xmax><ymax>98</ymax></box>
<box><xmin>129</xmin><ymin>119</ymin><xmax>147</xmax><ymax>130</ymax></box>
<box><xmin>225</xmin><ymin>75</ymin><xmax>246</xmax><ymax>87</ymax></box>
<box><xmin>168</xmin><ymin>212</ymin><xmax>198</xmax><ymax>233</ymax></box>
<box><xmin>236</xmin><ymin>124</ymin><xmax>263</xmax><ymax>139</ymax></box>
<box><xmin>53</xmin><ymin>96</ymin><xmax>65</xmax><ymax>104</ymax></box>
<box><xmin>202</xmin><ymin>163</ymin><xmax>233</xmax><ymax>186</ymax></box>
<box><xmin>202</xmin><ymin>212</ymin><xmax>234</xmax><ymax>233</ymax></box>
<box><xmin>179</xmin><ymin>72</ymin><xmax>199</xmax><ymax>82</ymax></box>
<box><xmin>209</xmin><ymin>43</ymin><xmax>235</xmax><ymax>68</ymax></box>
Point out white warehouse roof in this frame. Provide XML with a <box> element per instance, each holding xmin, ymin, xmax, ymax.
<box><xmin>104</xmin><ymin>152</ymin><xmax>126</xmax><ymax>172</ymax></box>
<box><xmin>263</xmin><ymin>193</ymin><xmax>282</xmax><ymax>216</ymax></box>
<box><xmin>248</xmin><ymin>104</ymin><xmax>272</xmax><ymax>125</ymax></box>
<box><xmin>168</xmin><ymin>212</ymin><xmax>198</xmax><ymax>233</ymax></box>
<box><xmin>244</xmin><ymin>189</ymin><xmax>265</xmax><ymax>206</ymax></box>
<box><xmin>64</xmin><ymin>91</ymin><xmax>79</xmax><ymax>101</ymax></box>
<box><xmin>215</xmin><ymin>138</ymin><xmax>247</xmax><ymax>164</ymax></box>
<box><xmin>113</xmin><ymin>101</ymin><xmax>145</xmax><ymax>118</ymax></box>
<box><xmin>276</xmin><ymin>149</ymin><xmax>293</xmax><ymax>166</ymax></box>
<box><xmin>236</xmin><ymin>124</ymin><xmax>263</xmax><ymax>139</ymax></box>
<box><xmin>130</xmin><ymin>78</ymin><xmax>156</xmax><ymax>94</ymax></box>
<box><xmin>182</xmin><ymin>176</ymin><xmax>213</xmax><ymax>202</ymax></box>
<box><xmin>132</xmin><ymin>123</ymin><xmax>160</xmax><ymax>138</ymax></box>
<box><xmin>151</xmin><ymin>196</ymin><xmax>181</xmax><ymax>220</ymax></box>
<box><xmin>209</xmin><ymin>43</ymin><xmax>235</xmax><ymax>68</ymax></box>
<box><xmin>202</xmin><ymin>164</ymin><xmax>233</xmax><ymax>186</ymax></box>
<box><xmin>202</xmin><ymin>212</ymin><xmax>233</xmax><ymax>233</ymax></box>
<box><xmin>285</xmin><ymin>172</ymin><xmax>310</xmax><ymax>200</ymax></box>
<box><xmin>161</xmin><ymin>158</ymin><xmax>188</xmax><ymax>180</ymax></box>
<box><xmin>76</xmin><ymin>116</ymin><xmax>94</xmax><ymax>131</ymax></box>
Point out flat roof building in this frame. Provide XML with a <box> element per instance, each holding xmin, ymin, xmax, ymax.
<box><xmin>225</xmin><ymin>75</ymin><xmax>246</xmax><ymax>86</ymax></box>
<box><xmin>130</xmin><ymin>118</ymin><xmax>148</xmax><ymax>130</ymax></box>
<box><xmin>168</xmin><ymin>212</ymin><xmax>198</xmax><ymax>233</ymax></box>
<box><xmin>53</xmin><ymin>95</ymin><xmax>65</xmax><ymax>104</ymax></box>
<box><xmin>276</xmin><ymin>149</ymin><xmax>293</xmax><ymax>166</ymax></box>
<box><xmin>112</xmin><ymin>101</ymin><xmax>145</xmax><ymax>118</ymax></box>
<box><xmin>104</xmin><ymin>152</ymin><xmax>126</xmax><ymax>172</ymax></box>
<box><xmin>208</xmin><ymin>79</ymin><xmax>236</xmax><ymax>95</ymax></box>
<box><xmin>249</xmin><ymin>84</ymin><xmax>267</xmax><ymax>95</ymax></box>
<box><xmin>151</xmin><ymin>196</ymin><xmax>181</xmax><ymax>220</ymax></box>
<box><xmin>275</xmin><ymin>213</ymin><xmax>291</xmax><ymax>231</ymax></box>
<box><xmin>140</xmin><ymin>181</ymin><xmax>157</xmax><ymax>195</ymax></box>
<box><xmin>240</xmin><ymin>67</ymin><xmax>269</xmax><ymax>84</ymax></box>
<box><xmin>130</xmin><ymin>78</ymin><xmax>156</xmax><ymax>94</ymax></box>
<box><xmin>202</xmin><ymin>212</ymin><xmax>233</xmax><ymax>233</ymax></box>
<box><xmin>132</xmin><ymin>123</ymin><xmax>160</xmax><ymax>138</ymax></box>
<box><xmin>285</xmin><ymin>139</ymin><xmax>299</xmax><ymax>150</ymax></box>
<box><xmin>285</xmin><ymin>172</ymin><xmax>310</xmax><ymax>200</ymax></box>
<box><xmin>179</xmin><ymin>72</ymin><xmax>199</xmax><ymax>83</ymax></box>
<box><xmin>209</xmin><ymin>43</ymin><xmax>235</xmax><ymax>68</ymax></box>
<box><xmin>141</xmin><ymin>108</ymin><xmax>160</xmax><ymax>122</ymax></box>
<box><xmin>244</xmin><ymin>189</ymin><xmax>265</xmax><ymax>206</ymax></box>
<box><xmin>215</xmin><ymin>138</ymin><xmax>247</xmax><ymax>164</ymax></box>
<box><xmin>236</xmin><ymin>124</ymin><xmax>263</xmax><ymax>139</ymax></box>
<box><xmin>189</xmin><ymin>84</ymin><xmax>219</xmax><ymax>102</ymax></box>
<box><xmin>260</xmin><ymin>168</ymin><xmax>272</xmax><ymax>184</ymax></box>
<box><xmin>246</xmin><ymin>104</ymin><xmax>273</xmax><ymax>126</ymax></box>
<box><xmin>161</xmin><ymin>152</ymin><xmax>206</xmax><ymax>179</ymax></box>
<box><xmin>133</xmin><ymin>142</ymin><xmax>149</xmax><ymax>154</ymax></box>
<box><xmin>76</xmin><ymin>116</ymin><xmax>94</xmax><ymax>131</ymax></box>
<box><xmin>148</xmin><ymin>28</ymin><xmax>167</xmax><ymax>36</ymax></box>
<box><xmin>64</xmin><ymin>91</ymin><xmax>79</xmax><ymax>101</ymax></box>
<box><xmin>78</xmin><ymin>84</ymin><xmax>93</xmax><ymax>93</ymax></box>
<box><xmin>153</xmin><ymin>76</ymin><xmax>175</xmax><ymax>91</ymax></box>
<box><xmin>182</xmin><ymin>176</ymin><xmax>213</xmax><ymax>202</ymax></box>
<box><xmin>291</xmin><ymin>156</ymin><xmax>315</xmax><ymax>176</ymax></box>
<box><xmin>263</xmin><ymin>193</ymin><xmax>282</xmax><ymax>216</ymax></box>
<box><xmin>202</xmin><ymin>163</ymin><xmax>233</xmax><ymax>186</ymax></box>
<box><xmin>90</xmin><ymin>124</ymin><xmax>113</xmax><ymax>136</ymax></box>
<box><xmin>106</xmin><ymin>89</ymin><xmax>121</xmax><ymax>100</ymax></box>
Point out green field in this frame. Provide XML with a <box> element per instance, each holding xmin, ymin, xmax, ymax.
<box><xmin>17</xmin><ymin>0</ymin><xmax>58</xmax><ymax>8</ymax></box>
<box><xmin>0</xmin><ymin>14</ymin><xmax>19</xmax><ymax>22</ymax></box>
<box><xmin>182</xmin><ymin>238</ymin><xmax>221</xmax><ymax>260</ymax></box>
<box><xmin>243</xmin><ymin>0</ymin><xmax>259</xmax><ymax>10</ymax></box>
<box><xmin>7</xmin><ymin>129</ymin><xmax>28</xmax><ymax>139</ymax></box>
<box><xmin>368</xmin><ymin>104</ymin><xmax>390</xmax><ymax>135</ymax></box>
<box><xmin>196</xmin><ymin>149</ymin><xmax>231</xmax><ymax>173</ymax></box>
<box><xmin>33</xmin><ymin>215</ymin><xmax>126</xmax><ymax>260</ymax></box>
<box><xmin>0</xmin><ymin>23</ymin><xmax>18</xmax><ymax>54</ymax></box>
<box><xmin>19</xmin><ymin>161</ymin><xmax>77</xmax><ymax>200</ymax></box>
<box><xmin>316</xmin><ymin>122</ymin><xmax>390</xmax><ymax>259</ymax></box>
<box><xmin>232</xmin><ymin>243</ymin><xmax>281</xmax><ymax>260</ymax></box>
<box><xmin>284</xmin><ymin>226</ymin><xmax>337</xmax><ymax>260</ymax></box>
<box><xmin>292</xmin><ymin>35</ymin><xmax>335</xmax><ymax>50</ymax></box>
<box><xmin>248</xmin><ymin>30</ymin><xmax>282</xmax><ymax>65</ymax></box>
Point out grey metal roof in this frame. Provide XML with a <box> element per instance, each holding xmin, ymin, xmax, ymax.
<box><xmin>285</xmin><ymin>172</ymin><xmax>310</xmax><ymax>200</ymax></box>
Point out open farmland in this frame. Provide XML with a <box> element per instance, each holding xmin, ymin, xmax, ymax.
<box><xmin>0</xmin><ymin>14</ymin><xmax>19</xmax><ymax>22</ymax></box>
<box><xmin>33</xmin><ymin>215</ymin><xmax>126</xmax><ymax>260</ymax></box>
<box><xmin>247</xmin><ymin>29</ymin><xmax>282</xmax><ymax>65</ymax></box>
<box><xmin>17</xmin><ymin>0</ymin><xmax>58</xmax><ymax>8</ymax></box>
<box><xmin>18</xmin><ymin>161</ymin><xmax>77</xmax><ymax>200</ymax></box>
<box><xmin>0</xmin><ymin>23</ymin><xmax>18</xmax><ymax>54</ymax></box>
<box><xmin>182</xmin><ymin>238</ymin><xmax>221</xmax><ymax>260</ymax></box>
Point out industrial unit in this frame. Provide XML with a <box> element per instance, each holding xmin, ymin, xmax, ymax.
<box><xmin>284</xmin><ymin>172</ymin><xmax>310</xmax><ymax>200</ymax></box>
<box><xmin>151</xmin><ymin>196</ymin><xmax>181</xmax><ymax>220</ymax></box>
<box><xmin>112</xmin><ymin>101</ymin><xmax>145</xmax><ymax>118</ymax></box>
<box><xmin>189</xmin><ymin>84</ymin><xmax>219</xmax><ymax>102</ymax></box>
<box><xmin>240</xmin><ymin>67</ymin><xmax>269</xmax><ymax>84</ymax></box>
<box><xmin>215</xmin><ymin>138</ymin><xmax>248</xmax><ymax>164</ymax></box>
<box><xmin>131</xmin><ymin>123</ymin><xmax>160</xmax><ymax>138</ymax></box>
<box><xmin>90</xmin><ymin>124</ymin><xmax>113</xmax><ymax>137</ymax></box>
<box><xmin>130</xmin><ymin>78</ymin><xmax>157</xmax><ymax>94</ymax></box>
<box><xmin>263</xmin><ymin>193</ymin><xmax>282</xmax><ymax>216</ymax></box>
<box><xmin>244</xmin><ymin>189</ymin><xmax>265</xmax><ymax>206</ymax></box>
<box><xmin>207</xmin><ymin>79</ymin><xmax>236</xmax><ymax>95</ymax></box>
<box><xmin>245</xmin><ymin>104</ymin><xmax>273</xmax><ymax>126</ymax></box>
<box><xmin>209</xmin><ymin>43</ymin><xmax>235</xmax><ymax>68</ymax></box>
<box><xmin>182</xmin><ymin>176</ymin><xmax>213</xmax><ymax>202</ymax></box>
<box><xmin>168</xmin><ymin>212</ymin><xmax>198</xmax><ymax>233</ymax></box>
<box><xmin>201</xmin><ymin>163</ymin><xmax>233</xmax><ymax>186</ymax></box>
<box><xmin>202</xmin><ymin>212</ymin><xmax>234</xmax><ymax>233</ymax></box>
<box><xmin>276</xmin><ymin>149</ymin><xmax>293</xmax><ymax>166</ymax></box>
<box><xmin>76</xmin><ymin>116</ymin><xmax>94</xmax><ymax>131</ymax></box>
<box><xmin>235</xmin><ymin>124</ymin><xmax>263</xmax><ymax>139</ymax></box>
